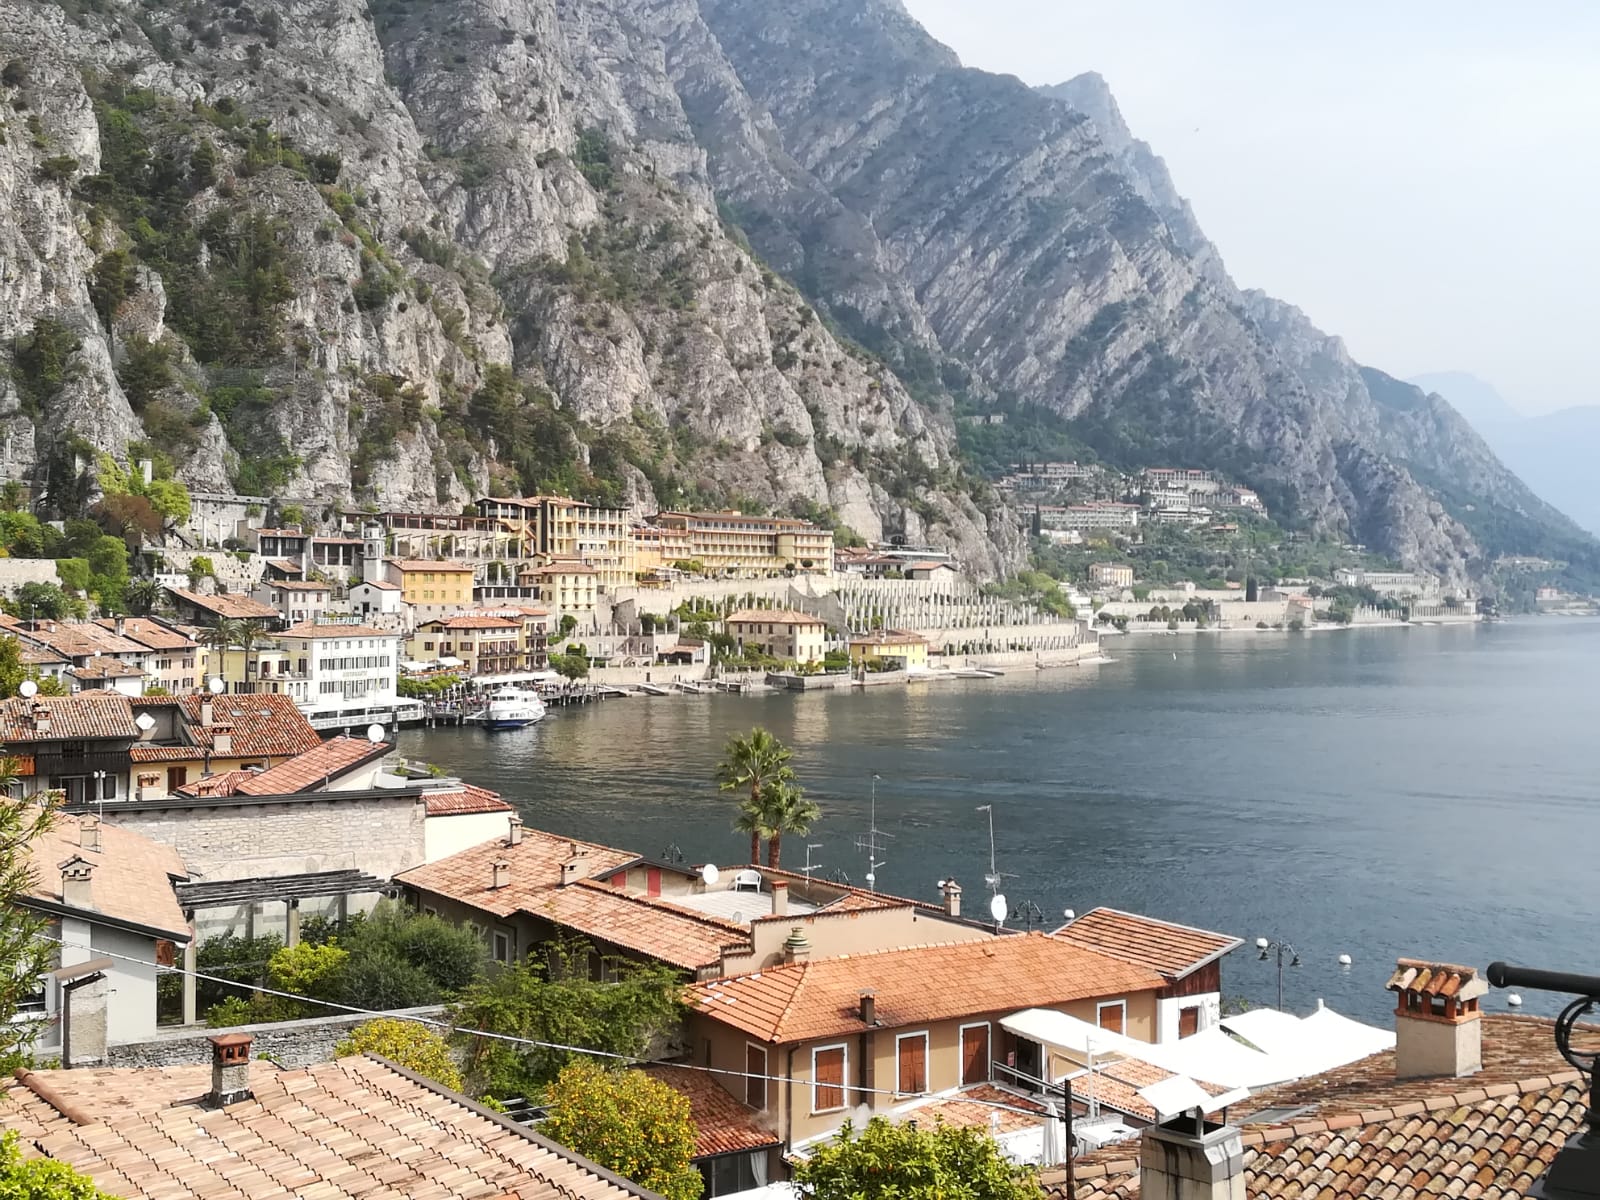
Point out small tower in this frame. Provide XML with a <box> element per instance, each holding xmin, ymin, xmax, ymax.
<box><xmin>361</xmin><ymin>521</ymin><xmax>385</xmax><ymax>584</ymax></box>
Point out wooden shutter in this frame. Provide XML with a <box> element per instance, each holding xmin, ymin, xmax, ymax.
<box><xmin>814</xmin><ymin>1047</ymin><xmax>845</xmax><ymax>1111</ymax></box>
<box><xmin>745</xmin><ymin>1044</ymin><xmax>767</xmax><ymax>1110</ymax></box>
<box><xmin>1098</xmin><ymin>1003</ymin><xmax>1125</xmax><ymax>1035</ymax></box>
<box><xmin>1179</xmin><ymin>1006</ymin><xmax>1201</xmax><ymax>1038</ymax></box>
<box><xmin>961</xmin><ymin>1025</ymin><xmax>991</xmax><ymax>1085</ymax></box>
<box><xmin>897</xmin><ymin>1035</ymin><xmax>927</xmax><ymax>1095</ymax></box>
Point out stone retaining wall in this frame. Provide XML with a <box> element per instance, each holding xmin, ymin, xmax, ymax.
<box><xmin>108</xmin><ymin>1006</ymin><xmax>446</xmax><ymax>1069</ymax></box>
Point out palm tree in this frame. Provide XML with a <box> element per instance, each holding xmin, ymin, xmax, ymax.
<box><xmin>716</xmin><ymin>727</ymin><xmax>794</xmax><ymax>865</ymax></box>
<box><xmin>760</xmin><ymin>780</ymin><xmax>819</xmax><ymax>870</ymax></box>
<box><xmin>238</xmin><ymin>621</ymin><xmax>265</xmax><ymax>693</ymax></box>
<box><xmin>199</xmin><ymin>618</ymin><xmax>243</xmax><ymax>690</ymax></box>
<box><xmin>124</xmin><ymin>578</ymin><xmax>159</xmax><ymax>616</ymax></box>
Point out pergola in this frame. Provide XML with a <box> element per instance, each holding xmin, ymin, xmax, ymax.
<box><xmin>172</xmin><ymin>869</ymin><xmax>394</xmax><ymax>1024</ymax></box>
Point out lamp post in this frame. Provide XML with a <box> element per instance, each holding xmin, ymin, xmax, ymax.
<box><xmin>1256</xmin><ymin>936</ymin><xmax>1301</xmax><ymax>1012</ymax></box>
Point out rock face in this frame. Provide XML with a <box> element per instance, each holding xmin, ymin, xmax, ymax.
<box><xmin>0</xmin><ymin>0</ymin><xmax>1588</xmax><ymax>582</ymax></box>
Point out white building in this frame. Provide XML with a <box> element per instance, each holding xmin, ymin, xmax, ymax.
<box><xmin>252</xmin><ymin>579</ymin><xmax>333</xmax><ymax>627</ymax></box>
<box><xmin>350</xmin><ymin>579</ymin><xmax>409</xmax><ymax>626</ymax></box>
<box><xmin>273</xmin><ymin>622</ymin><xmax>407</xmax><ymax>728</ymax></box>
<box><xmin>1040</xmin><ymin>503</ymin><xmax>1142</xmax><ymax>533</ymax></box>
<box><xmin>1332</xmin><ymin>568</ymin><xmax>1439</xmax><ymax>598</ymax></box>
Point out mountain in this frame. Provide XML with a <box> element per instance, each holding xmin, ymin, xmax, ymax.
<box><xmin>0</xmin><ymin>0</ymin><xmax>1592</xmax><ymax>588</ymax></box>
<box><xmin>1406</xmin><ymin>372</ymin><xmax>1522</xmax><ymax>428</ymax></box>
<box><xmin>1408</xmin><ymin>373</ymin><xmax>1600</xmax><ymax>537</ymax></box>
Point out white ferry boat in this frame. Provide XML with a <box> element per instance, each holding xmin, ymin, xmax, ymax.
<box><xmin>483</xmin><ymin>687</ymin><xmax>547</xmax><ymax>731</ymax></box>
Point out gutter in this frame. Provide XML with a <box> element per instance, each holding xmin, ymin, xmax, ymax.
<box><xmin>18</xmin><ymin>896</ymin><xmax>190</xmax><ymax>945</ymax></box>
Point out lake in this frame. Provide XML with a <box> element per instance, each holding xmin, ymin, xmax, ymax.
<box><xmin>398</xmin><ymin>619</ymin><xmax>1600</xmax><ymax>1022</ymax></box>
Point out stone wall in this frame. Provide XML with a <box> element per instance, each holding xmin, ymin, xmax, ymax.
<box><xmin>107</xmin><ymin>1005</ymin><xmax>446</xmax><ymax>1069</ymax></box>
<box><xmin>0</xmin><ymin>557</ymin><xmax>61</xmax><ymax>598</ymax></box>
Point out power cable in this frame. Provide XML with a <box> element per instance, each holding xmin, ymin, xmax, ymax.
<box><xmin>39</xmin><ymin>934</ymin><xmax>1061</xmax><ymax>1119</ymax></box>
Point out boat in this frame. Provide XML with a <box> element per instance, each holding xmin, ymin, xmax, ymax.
<box><xmin>482</xmin><ymin>687</ymin><xmax>547</xmax><ymax>731</ymax></box>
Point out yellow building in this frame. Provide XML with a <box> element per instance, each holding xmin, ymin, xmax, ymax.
<box><xmin>725</xmin><ymin>609</ymin><xmax>829</xmax><ymax>665</ymax></box>
<box><xmin>1088</xmin><ymin>562</ymin><xmax>1135</xmax><ymax>589</ymax></box>
<box><xmin>525</xmin><ymin>560</ymin><xmax>599</xmax><ymax>614</ymax></box>
<box><xmin>409</xmin><ymin>616</ymin><xmax>527</xmax><ymax>678</ymax></box>
<box><xmin>654</xmin><ymin>511</ymin><xmax>833</xmax><ymax>577</ymax></box>
<box><xmin>848</xmin><ymin>630</ymin><xmax>930</xmax><ymax>671</ymax></box>
<box><xmin>385</xmin><ymin>559</ymin><xmax>476</xmax><ymax>606</ymax></box>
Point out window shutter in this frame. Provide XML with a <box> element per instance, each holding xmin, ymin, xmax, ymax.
<box><xmin>898</xmin><ymin>1036</ymin><xmax>927</xmax><ymax>1095</ymax></box>
<box><xmin>814</xmin><ymin>1047</ymin><xmax>845</xmax><ymax>1110</ymax></box>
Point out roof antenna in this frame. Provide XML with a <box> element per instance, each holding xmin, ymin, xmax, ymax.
<box><xmin>976</xmin><ymin>804</ymin><xmax>1011</xmax><ymax>927</ymax></box>
<box><xmin>854</xmin><ymin>774</ymin><xmax>892</xmax><ymax>892</ymax></box>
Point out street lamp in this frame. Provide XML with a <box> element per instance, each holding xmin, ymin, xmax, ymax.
<box><xmin>1257</xmin><ymin>936</ymin><xmax>1301</xmax><ymax>1012</ymax></box>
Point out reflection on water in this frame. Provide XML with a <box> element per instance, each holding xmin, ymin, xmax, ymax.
<box><xmin>399</xmin><ymin>621</ymin><xmax>1600</xmax><ymax>1020</ymax></box>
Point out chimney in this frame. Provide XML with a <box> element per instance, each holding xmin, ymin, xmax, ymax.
<box><xmin>782</xmin><ymin>926</ymin><xmax>812</xmax><ymax>965</ymax></box>
<box><xmin>31</xmin><ymin>704</ymin><xmax>50</xmax><ymax>736</ymax></box>
<box><xmin>200</xmin><ymin>698</ymin><xmax>214</xmax><ymax>727</ymax></box>
<box><xmin>115</xmin><ymin>616</ymin><xmax>127</xmax><ymax>638</ymax></box>
<box><xmin>78</xmin><ymin>813</ymin><xmax>101</xmax><ymax>854</ymax></box>
<box><xmin>771</xmin><ymin>880</ymin><xmax>788</xmax><ymax>917</ymax></box>
<box><xmin>506</xmin><ymin>815</ymin><xmax>523</xmax><ymax>846</ymax></box>
<box><xmin>560</xmin><ymin>846</ymin><xmax>588</xmax><ymax>886</ymax></box>
<box><xmin>59</xmin><ymin>856</ymin><xmax>94</xmax><ymax>910</ymax></box>
<box><xmin>490</xmin><ymin>860</ymin><xmax>511</xmax><ymax>890</ymax></box>
<box><xmin>209</xmin><ymin>1033</ymin><xmax>254</xmax><ymax>1106</ymax></box>
<box><xmin>1140</xmin><ymin>1115</ymin><xmax>1246</xmax><ymax>1200</ymax></box>
<box><xmin>858</xmin><ymin>991</ymin><xmax>876</xmax><ymax>1026</ymax></box>
<box><xmin>212</xmin><ymin>724</ymin><xmax>233</xmax><ymax>756</ymax></box>
<box><xmin>1386</xmin><ymin>958</ymin><xmax>1486</xmax><ymax>1079</ymax></box>
<box><xmin>940</xmin><ymin>878</ymin><xmax>962</xmax><ymax>918</ymax></box>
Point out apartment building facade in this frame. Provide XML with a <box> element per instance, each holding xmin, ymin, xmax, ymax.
<box><xmin>654</xmin><ymin>511</ymin><xmax>835</xmax><ymax>576</ymax></box>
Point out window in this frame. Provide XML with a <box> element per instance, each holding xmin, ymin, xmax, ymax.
<box><xmin>896</xmin><ymin>1032</ymin><xmax>928</xmax><ymax>1095</ymax></box>
<box><xmin>1179</xmin><ymin>1006</ymin><xmax>1201</xmax><ymax>1038</ymax></box>
<box><xmin>745</xmin><ymin>1043</ymin><xmax>767</xmax><ymax>1110</ymax></box>
<box><xmin>1097</xmin><ymin>1000</ymin><xmax>1126</xmax><ymax>1035</ymax></box>
<box><xmin>960</xmin><ymin>1022</ymin><xmax>991</xmax><ymax>1086</ymax></box>
<box><xmin>492</xmin><ymin>930</ymin><xmax>512</xmax><ymax>963</ymax></box>
<box><xmin>699</xmin><ymin>1150</ymin><xmax>768</xmax><ymax>1198</ymax></box>
<box><xmin>101</xmin><ymin>774</ymin><xmax>116</xmax><ymax>800</ymax></box>
<box><xmin>812</xmin><ymin>1044</ymin><xmax>847</xmax><ymax>1112</ymax></box>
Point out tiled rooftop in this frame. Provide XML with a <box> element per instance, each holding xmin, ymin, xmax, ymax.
<box><xmin>690</xmin><ymin>933</ymin><xmax>1165</xmax><ymax>1044</ymax></box>
<box><xmin>397</xmin><ymin>829</ymin><xmax>747</xmax><ymax>970</ymax></box>
<box><xmin>0</xmin><ymin>694</ymin><xmax>139</xmax><ymax>743</ymax></box>
<box><xmin>424</xmin><ymin>784</ymin><xmax>513</xmax><ymax>816</ymax></box>
<box><xmin>1043</xmin><ymin>1015</ymin><xmax>1584</xmax><ymax>1200</ymax></box>
<box><xmin>266</xmin><ymin>579</ymin><xmax>333</xmax><ymax>592</ymax></box>
<box><xmin>233</xmin><ymin>735</ymin><xmax>387</xmax><ymax>794</ymax></box>
<box><xmin>724</xmin><ymin>609</ymin><xmax>826</xmax><ymax>627</ymax></box>
<box><xmin>93</xmin><ymin>617</ymin><xmax>199</xmax><ymax>651</ymax></box>
<box><xmin>166</xmin><ymin>589</ymin><xmax>281</xmax><ymax>620</ymax></box>
<box><xmin>126</xmin><ymin>694</ymin><xmax>324</xmax><ymax>761</ymax></box>
<box><xmin>23</xmin><ymin>810</ymin><xmax>189</xmax><ymax>938</ymax></box>
<box><xmin>890</xmin><ymin>1082</ymin><xmax>1049</xmax><ymax>1138</ymax></box>
<box><xmin>1051</xmin><ymin>908</ymin><xmax>1242</xmax><ymax>981</ymax></box>
<box><xmin>1</xmin><ymin>1054</ymin><xmax>653</xmax><ymax>1200</ymax></box>
<box><xmin>427</xmin><ymin>615</ymin><xmax>524</xmax><ymax>629</ymax></box>
<box><xmin>1062</xmin><ymin>1054</ymin><xmax>1231</xmax><ymax>1124</ymax></box>
<box><xmin>642</xmin><ymin>1065</ymin><xmax>782</xmax><ymax>1159</ymax></box>
<box><xmin>16</xmin><ymin>620</ymin><xmax>152</xmax><ymax>659</ymax></box>
<box><xmin>68</xmin><ymin>660</ymin><xmax>147</xmax><ymax>680</ymax></box>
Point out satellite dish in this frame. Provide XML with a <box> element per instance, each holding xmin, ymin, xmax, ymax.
<box><xmin>135</xmin><ymin>712</ymin><xmax>156</xmax><ymax>732</ymax></box>
<box><xmin>989</xmin><ymin>894</ymin><xmax>1008</xmax><ymax>923</ymax></box>
<box><xmin>208</xmin><ymin>677</ymin><xmax>226</xmax><ymax>695</ymax></box>
<box><xmin>366</xmin><ymin>723</ymin><xmax>385</xmax><ymax>744</ymax></box>
<box><xmin>17</xmin><ymin>680</ymin><xmax>37</xmax><ymax>699</ymax></box>
<box><xmin>700</xmin><ymin>864</ymin><xmax>720</xmax><ymax>886</ymax></box>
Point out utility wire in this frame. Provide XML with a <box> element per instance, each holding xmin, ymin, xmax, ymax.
<box><xmin>40</xmin><ymin>934</ymin><xmax>1062</xmax><ymax>1119</ymax></box>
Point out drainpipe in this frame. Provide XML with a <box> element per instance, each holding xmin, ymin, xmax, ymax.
<box><xmin>785</xmin><ymin>1047</ymin><xmax>795</xmax><ymax>1159</ymax></box>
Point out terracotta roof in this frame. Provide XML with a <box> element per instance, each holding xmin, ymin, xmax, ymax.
<box><xmin>690</xmin><ymin>932</ymin><xmax>1165</xmax><ymax>1044</ymax></box>
<box><xmin>390</xmin><ymin>558</ymin><xmax>477</xmax><ymax>573</ymax></box>
<box><xmin>724</xmin><ymin>609</ymin><xmax>826</xmax><ymax>627</ymax></box>
<box><xmin>93</xmin><ymin>617</ymin><xmax>199</xmax><ymax>651</ymax></box>
<box><xmin>141</xmin><ymin>694</ymin><xmax>323</xmax><ymax>760</ymax></box>
<box><xmin>166</xmin><ymin>589</ymin><xmax>280</xmax><ymax>620</ymax></box>
<box><xmin>397</xmin><ymin>828</ymin><xmax>745</xmax><ymax>970</ymax></box>
<box><xmin>68</xmin><ymin>660</ymin><xmax>147</xmax><ymax>680</ymax></box>
<box><xmin>1</xmin><ymin>1054</ymin><xmax>655</xmax><ymax>1200</ymax></box>
<box><xmin>15</xmin><ymin>621</ymin><xmax>151</xmax><ymax>659</ymax></box>
<box><xmin>276</xmin><ymin>622</ymin><xmax>398</xmax><ymax>640</ymax></box>
<box><xmin>426</xmin><ymin>615</ymin><xmax>523</xmax><ymax>630</ymax></box>
<box><xmin>1386</xmin><ymin>958</ymin><xmax>1483</xmax><ymax>999</ymax></box>
<box><xmin>849</xmin><ymin>630</ymin><xmax>929</xmax><ymax>647</ymax></box>
<box><xmin>176</xmin><ymin>769</ymin><xmax>255</xmax><ymax>797</ymax></box>
<box><xmin>264</xmin><ymin>558</ymin><xmax>304</xmax><ymax>575</ymax></box>
<box><xmin>223</xmin><ymin>736</ymin><xmax>389</xmax><ymax>795</ymax></box>
<box><xmin>528</xmin><ymin>562</ymin><xmax>598</xmax><ymax>576</ymax></box>
<box><xmin>1044</xmin><ymin>1015</ymin><xmax>1584</xmax><ymax>1200</ymax></box>
<box><xmin>265</xmin><ymin>579</ymin><xmax>332</xmax><ymax>592</ymax></box>
<box><xmin>642</xmin><ymin>1065</ymin><xmax>782</xmax><ymax>1159</ymax></box>
<box><xmin>0</xmin><ymin>695</ymin><xmax>138</xmax><ymax>742</ymax></box>
<box><xmin>891</xmin><ymin>1082</ymin><xmax>1048</xmax><ymax>1138</ymax></box>
<box><xmin>424</xmin><ymin>784</ymin><xmax>513</xmax><ymax>816</ymax></box>
<box><xmin>22</xmin><ymin>810</ymin><xmax>189</xmax><ymax>938</ymax></box>
<box><xmin>1050</xmin><ymin>909</ymin><xmax>1242</xmax><ymax>981</ymax></box>
<box><xmin>356</xmin><ymin>579</ymin><xmax>400</xmax><ymax>590</ymax></box>
<box><xmin>16</xmin><ymin>644</ymin><xmax>68</xmax><ymax>666</ymax></box>
<box><xmin>1062</xmin><ymin>1054</ymin><xmax>1232</xmax><ymax>1124</ymax></box>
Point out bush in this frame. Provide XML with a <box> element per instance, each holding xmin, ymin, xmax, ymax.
<box><xmin>334</xmin><ymin>946</ymin><xmax>435</xmax><ymax>1010</ymax></box>
<box><xmin>541</xmin><ymin>1062</ymin><xmax>701</xmax><ymax>1200</ymax></box>
<box><xmin>335</xmin><ymin>1018</ymin><xmax>462</xmax><ymax>1091</ymax></box>
<box><xmin>795</xmin><ymin>1117</ymin><xmax>1038</xmax><ymax>1200</ymax></box>
<box><xmin>0</xmin><ymin>1129</ymin><xmax>111</xmax><ymax>1197</ymax></box>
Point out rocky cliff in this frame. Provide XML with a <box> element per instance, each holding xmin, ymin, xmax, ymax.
<box><xmin>0</xmin><ymin>0</ymin><xmax>1590</xmax><ymax>584</ymax></box>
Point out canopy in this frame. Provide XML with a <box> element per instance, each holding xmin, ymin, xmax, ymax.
<box><xmin>1137</xmin><ymin>1076</ymin><xmax>1250</xmax><ymax>1121</ymax></box>
<box><xmin>436</xmin><ymin>656</ymin><xmax>464</xmax><ymax>667</ymax></box>
<box><xmin>1000</xmin><ymin>1008</ymin><xmax>1145</xmax><ymax>1059</ymax></box>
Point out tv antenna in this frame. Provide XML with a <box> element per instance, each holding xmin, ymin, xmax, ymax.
<box><xmin>976</xmin><ymin>804</ymin><xmax>1013</xmax><ymax>926</ymax></box>
<box><xmin>854</xmin><ymin>774</ymin><xmax>893</xmax><ymax>892</ymax></box>
<box><xmin>801</xmin><ymin>843</ymin><xmax>824</xmax><ymax>880</ymax></box>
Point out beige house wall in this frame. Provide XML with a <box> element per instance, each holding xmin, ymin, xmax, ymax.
<box><xmin>721</xmin><ymin>907</ymin><xmax>990</xmax><ymax>976</ymax></box>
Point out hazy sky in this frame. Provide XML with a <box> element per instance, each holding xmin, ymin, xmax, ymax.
<box><xmin>901</xmin><ymin>1</ymin><xmax>1600</xmax><ymax>415</ymax></box>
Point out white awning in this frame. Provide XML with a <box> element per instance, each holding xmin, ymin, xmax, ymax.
<box><xmin>436</xmin><ymin>656</ymin><xmax>464</xmax><ymax>667</ymax></box>
<box><xmin>1000</xmin><ymin>1008</ymin><xmax>1144</xmax><ymax>1058</ymax></box>
<box><xmin>1137</xmin><ymin>1076</ymin><xmax>1250</xmax><ymax>1121</ymax></box>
